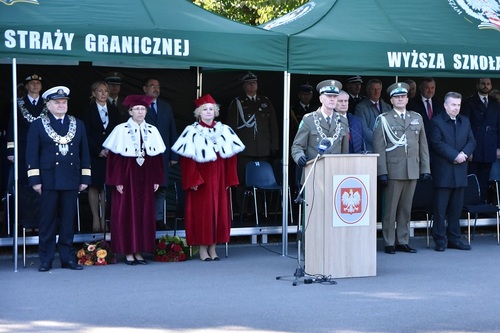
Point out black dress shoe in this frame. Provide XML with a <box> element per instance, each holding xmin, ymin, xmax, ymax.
<box><xmin>38</xmin><ymin>262</ymin><xmax>52</xmax><ymax>272</ymax></box>
<box><xmin>395</xmin><ymin>244</ymin><xmax>417</xmax><ymax>253</ymax></box>
<box><xmin>384</xmin><ymin>246</ymin><xmax>395</xmax><ymax>254</ymax></box>
<box><xmin>125</xmin><ymin>259</ymin><xmax>137</xmax><ymax>265</ymax></box>
<box><xmin>448</xmin><ymin>242</ymin><xmax>471</xmax><ymax>250</ymax></box>
<box><xmin>61</xmin><ymin>261</ymin><xmax>83</xmax><ymax>270</ymax></box>
<box><xmin>434</xmin><ymin>245</ymin><xmax>445</xmax><ymax>252</ymax></box>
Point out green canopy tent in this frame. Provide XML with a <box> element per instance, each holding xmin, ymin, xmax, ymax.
<box><xmin>258</xmin><ymin>0</ymin><xmax>500</xmax><ymax>255</ymax></box>
<box><xmin>0</xmin><ymin>0</ymin><xmax>290</xmax><ymax>270</ymax></box>
<box><xmin>262</xmin><ymin>0</ymin><xmax>500</xmax><ymax>77</ymax></box>
<box><xmin>0</xmin><ymin>0</ymin><xmax>287</xmax><ymax>70</ymax></box>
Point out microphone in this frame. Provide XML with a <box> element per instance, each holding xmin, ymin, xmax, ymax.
<box><xmin>317</xmin><ymin>138</ymin><xmax>332</xmax><ymax>155</ymax></box>
<box><xmin>348</xmin><ymin>125</ymin><xmax>370</xmax><ymax>154</ymax></box>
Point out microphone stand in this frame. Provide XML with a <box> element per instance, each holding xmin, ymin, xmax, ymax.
<box><xmin>276</xmin><ymin>152</ymin><xmax>322</xmax><ymax>286</ymax></box>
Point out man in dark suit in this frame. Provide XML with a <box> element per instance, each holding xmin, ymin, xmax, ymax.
<box><xmin>461</xmin><ymin>78</ymin><xmax>500</xmax><ymax>202</ymax></box>
<box><xmin>143</xmin><ymin>78</ymin><xmax>178</xmax><ymax>226</ymax></box>
<box><xmin>430</xmin><ymin>92</ymin><xmax>476</xmax><ymax>252</ymax></box>
<box><xmin>354</xmin><ymin>78</ymin><xmax>391</xmax><ymax>152</ymax></box>
<box><xmin>407</xmin><ymin>77</ymin><xmax>444</xmax><ymax>140</ymax></box>
<box><xmin>26</xmin><ymin>86</ymin><xmax>91</xmax><ymax>272</ymax></box>
<box><xmin>336</xmin><ymin>90</ymin><xmax>364</xmax><ymax>153</ymax></box>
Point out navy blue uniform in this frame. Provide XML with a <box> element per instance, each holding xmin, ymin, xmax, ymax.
<box><xmin>6</xmin><ymin>97</ymin><xmax>46</xmax><ymax>226</ymax></box>
<box><xmin>26</xmin><ymin>113</ymin><xmax>91</xmax><ymax>265</ymax></box>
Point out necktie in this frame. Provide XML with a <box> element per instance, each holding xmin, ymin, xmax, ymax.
<box><xmin>59</xmin><ymin>118</ymin><xmax>63</xmax><ymax>125</ymax></box>
<box><xmin>484</xmin><ymin>97</ymin><xmax>488</xmax><ymax>108</ymax></box>
<box><xmin>304</xmin><ymin>105</ymin><xmax>309</xmax><ymax>112</ymax></box>
<box><xmin>400</xmin><ymin>113</ymin><xmax>405</xmax><ymax>120</ymax></box>
<box><xmin>32</xmin><ymin>99</ymin><xmax>36</xmax><ymax>106</ymax></box>
<box><xmin>151</xmin><ymin>102</ymin><xmax>157</xmax><ymax>113</ymax></box>
<box><xmin>326</xmin><ymin>116</ymin><xmax>331</xmax><ymax>128</ymax></box>
<box><xmin>112</xmin><ymin>99</ymin><xmax>117</xmax><ymax>107</ymax></box>
<box><xmin>426</xmin><ymin>99</ymin><xmax>433</xmax><ymax>119</ymax></box>
<box><xmin>102</xmin><ymin>109</ymin><xmax>108</xmax><ymax>127</ymax></box>
<box><xmin>374</xmin><ymin>102</ymin><xmax>379</xmax><ymax>113</ymax></box>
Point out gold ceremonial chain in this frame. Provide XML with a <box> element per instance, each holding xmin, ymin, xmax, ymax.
<box><xmin>194</xmin><ymin>122</ymin><xmax>223</xmax><ymax>151</ymax></box>
<box><xmin>17</xmin><ymin>98</ymin><xmax>48</xmax><ymax>123</ymax></box>
<box><xmin>127</xmin><ymin>124</ymin><xmax>148</xmax><ymax>166</ymax></box>
<box><xmin>313</xmin><ymin>112</ymin><xmax>342</xmax><ymax>142</ymax></box>
<box><xmin>41</xmin><ymin>115</ymin><xmax>77</xmax><ymax>156</ymax></box>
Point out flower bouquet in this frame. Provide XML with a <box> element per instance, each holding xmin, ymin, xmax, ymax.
<box><xmin>154</xmin><ymin>235</ymin><xmax>194</xmax><ymax>262</ymax></box>
<box><xmin>77</xmin><ymin>240</ymin><xmax>117</xmax><ymax>266</ymax></box>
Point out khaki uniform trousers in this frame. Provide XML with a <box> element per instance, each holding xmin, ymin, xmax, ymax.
<box><xmin>382</xmin><ymin>179</ymin><xmax>417</xmax><ymax>247</ymax></box>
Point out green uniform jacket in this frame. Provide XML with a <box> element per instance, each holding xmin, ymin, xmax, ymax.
<box><xmin>291</xmin><ymin>108</ymin><xmax>348</xmax><ymax>164</ymax></box>
<box><xmin>373</xmin><ymin>109</ymin><xmax>430</xmax><ymax>179</ymax></box>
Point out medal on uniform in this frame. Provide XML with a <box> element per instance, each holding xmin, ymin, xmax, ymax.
<box><xmin>59</xmin><ymin>144</ymin><xmax>69</xmax><ymax>156</ymax></box>
<box><xmin>136</xmin><ymin>152</ymin><xmax>145</xmax><ymax>166</ymax></box>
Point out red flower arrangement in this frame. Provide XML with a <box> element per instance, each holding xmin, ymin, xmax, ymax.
<box><xmin>154</xmin><ymin>235</ymin><xmax>193</xmax><ymax>262</ymax></box>
<box><xmin>77</xmin><ymin>240</ymin><xmax>116</xmax><ymax>266</ymax></box>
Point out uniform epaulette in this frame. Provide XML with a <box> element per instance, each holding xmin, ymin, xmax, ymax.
<box><xmin>303</xmin><ymin>112</ymin><xmax>313</xmax><ymax>118</ymax></box>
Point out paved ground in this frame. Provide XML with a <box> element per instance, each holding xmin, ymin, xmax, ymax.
<box><xmin>1</xmin><ymin>233</ymin><xmax>500</xmax><ymax>333</ymax></box>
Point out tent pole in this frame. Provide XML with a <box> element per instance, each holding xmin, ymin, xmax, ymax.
<box><xmin>281</xmin><ymin>71</ymin><xmax>291</xmax><ymax>256</ymax></box>
<box><xmin>196</xmin><ymin>67</ymin><xmax>202</xmax><ymax>98</ymax></box>
<box><xmin>12</xmin><ymin>58</ymin><xmax>18</xmax><ymax>272</ymax></box>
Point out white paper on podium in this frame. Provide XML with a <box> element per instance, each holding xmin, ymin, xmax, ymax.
<box><xmin>332</xmin><ymin>174</ymin><xmax>370</xmax><ymax>227</ymax></box>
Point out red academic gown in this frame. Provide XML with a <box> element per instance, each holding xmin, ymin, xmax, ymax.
<box><xmin>106</xmin><ymin>152</ymin><xmax>164</xmax><ymax>254</ymax></box>
<box><xmin>181</xmin><ymin>153</ymin><xmax>239</xmax><ymax>246</ymax></box>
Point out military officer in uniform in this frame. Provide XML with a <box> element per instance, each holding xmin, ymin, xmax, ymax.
<box><xmin>6</xmin><ymin>74</ymin><xmax>47</xmax><ymax>228</ymax></box>
<box><xmin>26</xmin><ymin>86</ymin><xmax>91</xmax><ymax>272</ymax></box>
<box><xmin>373</xmin><ymin>82</ymin><xmax>431</xmax><ymax>254</ymax></box>
<box><xmin>291</xmin><ymin>79</ymin><xmax>349</xmax><ymax>174</ymax></box>
<box><xmin>226</xmin><ymin>72</ymin><xmax>279</xmax><ymax>213</ymax></box>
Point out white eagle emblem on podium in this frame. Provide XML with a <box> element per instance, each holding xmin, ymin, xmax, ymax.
<box><xmin>341</xmin><ymin>188</ymin><xmax>361</xmax><ymax>214</ymax></box>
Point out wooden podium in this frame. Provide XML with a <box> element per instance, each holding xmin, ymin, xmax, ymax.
<box><xmin>303</xmin><ymin>154</ymin><xmax>378</xmax><ymax>278</ymax></box>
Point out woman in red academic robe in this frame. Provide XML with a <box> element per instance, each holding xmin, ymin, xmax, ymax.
<box><xmin>103</xmin><ymin>95</ymin><xmax>165</xmax><ymax>265</ymax></box>
<box><xmin>172</xmin><ymin>94</ymin><xmax>245</xmax><ymax>261</ymax></box>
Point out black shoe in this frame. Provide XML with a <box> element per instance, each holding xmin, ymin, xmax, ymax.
<box><xmin>395</xmin><ymin>244</ymin><xmax>417</xmax><ymax>253</ymax></box>
<box><xmin>61</xmin><ymin>261</ymin><xmax>83</xmax><ymax>270</ymax></box>
<box><xmin>384</xmin><ymin>246</ymin><xmax>395</xmax><ymax>254</ymax></box>
<box><xmin>125</xmin><ymin>259</ymin><xmax>137</xmax><ymax>265</ymax></box>
<box><xmin>38</xmin><ymin>262</ymin><xmax>52</xmax><ymax>272</ymax></box>
<box><xmin>135</xmin><ymin>259</ymin><xmax>148</xmax><ymax>265</ymax></box>
<box><xmin>447</xmin><ymin>242</ymin><xmax>471</xmax><ymax>250</ymax></box>
<box><xmin>434</xmin><ymin>245</ymin><xmax>445</xmax><ymax>252</ymax></box>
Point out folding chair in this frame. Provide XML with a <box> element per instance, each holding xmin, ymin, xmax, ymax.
<box><xmin>463</xmin><ymin>174</ymin><xmax>500</xmax><ymax>244</ymax></box>
<box><xmin>411</xmin><ymin>178</ymin><xmax>434</xmax><ymax>248</ymax></box>
<box><xmin>241</xmin><ymin>161</ymin><xmax>292</xmax><ymax>226</ymax></box>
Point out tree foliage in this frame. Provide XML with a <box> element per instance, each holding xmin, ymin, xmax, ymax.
<box><xmin>192</xmin><ymin>0</ymin><xmax>308</xmax><ymax>25</ymax></box>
